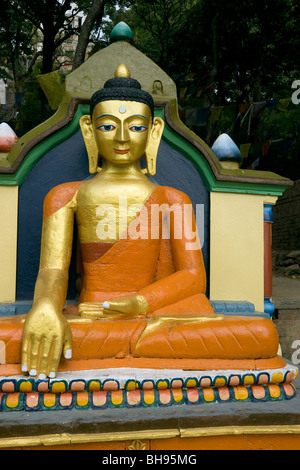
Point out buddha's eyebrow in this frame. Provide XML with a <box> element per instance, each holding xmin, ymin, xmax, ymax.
<box><xmin>96</xmin><ymin>113</ymin><xmax>149</xmax><ymax>121</ymax></box>
<box><xmin>129</xmin><ymin>114</ymin><xmax>149</xmax><ymax>121</ymax></box>
<box><xmin>96</xmin><ymin>114</ymin><xmax>117</xmax><ymax>120</ymax></box>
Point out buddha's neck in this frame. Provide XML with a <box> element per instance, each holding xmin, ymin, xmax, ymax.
<box><xmin>99</xmin><ymin>160</ymin><xmax>146</xmax><ymax>180</ymax></box>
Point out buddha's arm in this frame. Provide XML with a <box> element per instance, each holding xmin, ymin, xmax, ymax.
<box><xmin>33</xmin><ymin>205</ymin><xmax>75</xmax><ymax>310</ymax></box>
<box><xmin>138</xmin><ymin>253</ymin><xmax>205</xmax><ymax>314</ymax></box>
<box><xmin>22</xmin><ymin>185</ymin><xmax>78</xmax><ymax>378</ymax></box>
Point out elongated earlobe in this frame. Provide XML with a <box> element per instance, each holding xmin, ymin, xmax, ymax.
<box><xmin>79</xmin><ymin>115</ymin><xmax>99</xmax><ymax>174</ymax></box>
<box><xmin>144</xmin><ymin>117</ymin><xmax>164</xmax><ymax>176</ymax></box>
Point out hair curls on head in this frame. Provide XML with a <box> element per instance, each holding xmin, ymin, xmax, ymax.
<box><xmin>90</xmin><ymin>74</ymin><xmax>154</xmax><ymax>118</ymax></box>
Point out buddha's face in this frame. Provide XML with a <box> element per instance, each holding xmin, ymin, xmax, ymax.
<box><xmin>92</xmin><ymin>100</ymin><xmax>152</xmax><ymax>165</ymax></box>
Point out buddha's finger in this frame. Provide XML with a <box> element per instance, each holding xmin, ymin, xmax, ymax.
<box><xmin>37</xmin><ymin>336</ymin><xmax>52</xmax><ymax>380</ymax></box>
<box><xmin>21</xmin><ymin>334</ymin><xmax>31</xmax><ymax>374</ymax></box>
<box><xmin>28</xmin><ymin>335</ymin><xmax>41</xmax><ymax>377</ymax></box>
<box><xmin>103</xmin><ymin>300</ymin><xmax>129</xmax><ymax>313</ymax></box>
<box><xmin>102</xmin><ymin>309</ymin><xmax>125</xmax><ymax>317</ymax></box>
<box><xmin>63</xmin><ymin>323</ymin><xmax>72</xmax><ymax>360</ymax></box>
<box><xmin>47</xmin><ymin>336</ymin><xmax>63</xmax><ymax>379</ymax></box>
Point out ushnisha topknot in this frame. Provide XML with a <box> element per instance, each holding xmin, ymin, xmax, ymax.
<box><xmin>90</xmin><ymin>63</ymin><xmax>154</xmax><ymax>118</ymax></box>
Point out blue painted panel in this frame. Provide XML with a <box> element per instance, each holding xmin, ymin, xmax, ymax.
<box><xmin>264</xmin><ymin>204</ymin><xmax>274</xmax><ymax>223</ymax></box>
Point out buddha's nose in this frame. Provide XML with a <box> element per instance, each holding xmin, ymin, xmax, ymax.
<box><xmin>116</xmin><ymin>123</ymin><xmax>130</xmax><ymax>143</ymax></box>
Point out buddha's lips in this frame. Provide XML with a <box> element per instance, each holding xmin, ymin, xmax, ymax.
<box><xmin>114</xmin><ymin>148</ymin><xmax>130</xmax><ymax>154</ymax></box>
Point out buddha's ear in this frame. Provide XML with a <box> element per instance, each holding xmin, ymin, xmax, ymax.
<box><xmin>79</xmin><ymin>115</ymin><xmax>99</xmax><ymax>174</ymax></box>
<box><xmin>145</xmin><ymin>117</ymin><xmax>164</xmax><ymax>176</ymax></box>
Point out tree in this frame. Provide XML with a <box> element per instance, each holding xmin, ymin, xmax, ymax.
<box><xmin>73</xmin><ymin>1</ymin><xmax>130</xmax><ymax>60</ymax></box>
<box><xmin>72</xmin><ymin>0</ymin><xmax>106</xmax><ymax>70</ymax></box>
<box><xmin>123</xmin><ymin>0</ymin><xmax>195</xmax><ymax>75</ymax></box>
<box><xmin>4</xmin><ymin>0</ymin><xmax>118</xmax><ymax>74</ymax></box>
<box><xmin>10</xmin><ymin>0</ymin><xmax>81</xmax><ymax>75</ymax></box>
<box><xmin>120</xmin><ymin>0</ymin><xmax>299</xmax><ymax>104</ymax></box>
<box><xmin>113</xmin><ymin>0</ymin><xmax>299</xmax><ymax>178</ymax></box>
<box><xmin>0</xmin><ymin>0</ymin><xmax>41</xmax><ymax>84</ymax></box>
<box><xmin>0</xmin><ymin>0</ymin><xmax>46</xmax><ymax>124</ymax></box>
<box><xmin>184</xmin><ymin>0</ymin><xmax>299</xmax><ymax>103</ymax></box>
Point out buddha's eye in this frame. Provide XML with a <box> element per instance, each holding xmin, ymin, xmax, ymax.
<box><xmin>96</xmin><ymin>124</ymin><xmax>116</xmax><ymax>132</ymax></box>
<box><xmin>129</xmin><ymin>125</ymin><xmax>148</xmax><ymax>132</ymax></box>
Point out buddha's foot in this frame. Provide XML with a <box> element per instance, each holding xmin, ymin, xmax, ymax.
<box><xmin>136</xmin><ymin>315</ymin><xmax>224</xmax><ymax>346</ymax></box>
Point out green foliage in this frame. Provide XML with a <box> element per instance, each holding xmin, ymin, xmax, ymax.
<box><xmin>255</xmin><ymin>106</ymin><xmax>300</xmax><ymax>180</ymax></box>
<box><xmin>0</xmin><ymin>0</ymin><xmax>36</xmax><ymax>82</ymax></box>
<box><xmin>14</xmin><ymin>61</ymin><xmax>55</xmax><ymax>137</ymax></box>
<box><xmin>258</xmin><ymin>107</ymin><xmax>300</xmax><ymax>141</ymax></box>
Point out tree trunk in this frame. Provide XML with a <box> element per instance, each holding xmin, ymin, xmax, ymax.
<box><xmin>42</xmin><ymin>30</ymin><xmax>56</xmax><ymax>75</ymax></box>
<box><xmin>72</xmin><ymin>0</ymin><xmax>105</xmax><ymax>70</ymax></box>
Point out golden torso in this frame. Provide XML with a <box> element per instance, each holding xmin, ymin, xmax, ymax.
<box><xmin>76</xmin><ymin>172</ymin><xmax>156</xmax><ymax>243</ymax></box>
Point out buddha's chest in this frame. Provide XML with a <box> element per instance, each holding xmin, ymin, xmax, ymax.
<box><xmin>75</xmin><ymin>184</ymin><xmax>155</xmax><ymax>243</ymax></box>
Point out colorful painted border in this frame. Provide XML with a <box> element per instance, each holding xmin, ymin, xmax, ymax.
<box><xmin>0</xmin><ymin>382</ymin><xmax>296</xmax><ymax>412</ymax></box>
<box><xmin>0</xmin><ymin>365</ymin><xmax>297</xmax><ymax>394</ymax></box>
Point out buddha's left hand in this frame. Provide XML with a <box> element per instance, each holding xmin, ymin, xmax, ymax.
<box><xmin>102</xmin><ymin>294</ymin><xmax>148</xmax><ymax>316</ymax></box>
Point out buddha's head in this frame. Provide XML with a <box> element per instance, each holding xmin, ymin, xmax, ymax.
<box><xmin>80</xmin><ymin>64</ymin><xmax>164</xmax><ymax>175</ymax></box>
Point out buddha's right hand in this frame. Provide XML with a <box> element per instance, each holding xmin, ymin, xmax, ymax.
<box><xmin>21</xmin><ymin>299</ymin><xmax>72</xmax><ymax>379</ymax></box>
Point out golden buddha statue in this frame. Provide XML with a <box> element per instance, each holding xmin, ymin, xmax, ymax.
<box><xmin>16</xmin><ymin>64</ymin><xmax>284</xmax><ymax>381</ymax></box>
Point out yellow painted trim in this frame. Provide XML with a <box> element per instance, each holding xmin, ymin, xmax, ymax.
<box><xmin>0</xmin><ymin>429</ymin><xmax>178</xmax><ymax>449</ymax></box>
<box><xmin>1</xmin><ymin>425</ymin><xmax>300</xmax><ymax>448</ymax></box>
<box><xmin>263</xmin><ymin>196</ymin><xmax>278</xmax><ymax>205</ymax></box>
<box><xmin>210</xmin><ymin>192</ymin><xmax>265</xmax><ymax>311</ymax></box>
<box><xmin>0</xmin><ymin>186</ymin><xmax>18</xmax><ymax>302</ymax></box>
<box><xmin>180</xmin><ymin>425</ymin><xmax>300</xmax><ymax>438</ymax></box>
<box><xmin>209</xmin><ymin>188</ymin><xmax>278</xmax><ymax>310</ymax></box>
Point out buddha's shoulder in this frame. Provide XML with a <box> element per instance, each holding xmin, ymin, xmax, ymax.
<box><xmin>45</xmin><ymin>181</ymin><xmax>84</xmax><ymax>204</ymax></box>
<box><xmin>43</xmin><ymin>181</ymin><xmax>84</xmax><ymax>219</ymax></box>
<box><xmin>158</xmin><ymin>185</ymin><xmax>192</xmax><ymax>205</ymax></box>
